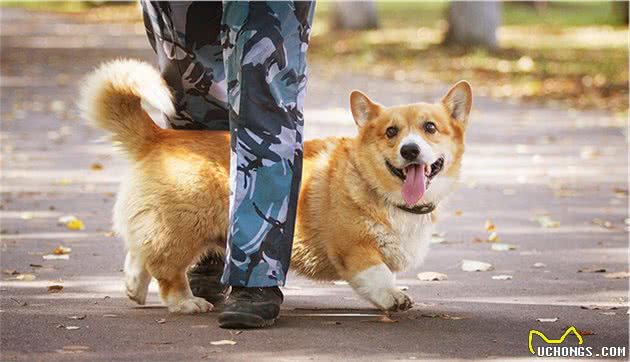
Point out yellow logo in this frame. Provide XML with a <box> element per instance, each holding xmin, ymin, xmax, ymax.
<box><xmin>528</xmin><ymin>326</ymin><xmax>584</xmax><ymax>354</ymax></box>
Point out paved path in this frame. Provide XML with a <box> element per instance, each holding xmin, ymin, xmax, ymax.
<box><xmin>1</xmin><ymin>8</ymin><xmax>628</xmax><ymax>361</ymax></box>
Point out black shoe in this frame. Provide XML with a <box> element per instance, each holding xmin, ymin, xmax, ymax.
<box><xmin>218</xmin><ymin>286</ymin><xmax>283</xmax><ymax>329</ymax></box>
<box><xmin>188</xmin><ymin>254</ymin><xmax>229</xmax><ymax>306</ymax></box>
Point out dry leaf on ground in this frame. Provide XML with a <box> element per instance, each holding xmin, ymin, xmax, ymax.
<box><xmin>156</xmin><ymin>318</ymin><xmax>166</xmax><ymax>324</ymax></box>
<box><xmin>491</xmin><ymin>275</ymin><xmax>513</xmax><ymax>280</ymax></box>
<box><xmin>491</xmin><ymin>243</ymin><xmax>517</xmax><ymax>251</ymax></box>
<box><xmin>603</xmin><ymin>271</ymin><xmax>630</xmax><ymax>279</ymax></box>
<box><xmin>58</xmin><ymin>215</ymin><xmax>85</xmax><ymax>231</ymax></box>
<box><xmin>417</xmin><ymin>272</ymin><xmax>448</xmax><ymax>281</ymax></box>
<box><xmin>534</xmin><ymin>215</ymin><xmax>560</xmax><ymax>228</ymax></box>
<box><xmin>48</xmin><ymin>285</ymin><xmax>64</xmax><ymax>293</ymax></box>
<box><xmin>536</xmin><ymin>317</ymin><xmax>558</xmax><ymax>323</ymax></box>
<box><xmin>461</xmin><ymin>260</ymin><xmax>494</xmax><ymax>272</ymax></box>
<box><xmin>68</xmin><ymin>315</ymin><xmax>86</xmax><ymax>320</ymax></box>
<box><xmin>532</xmin><ymin>262</ymin><xmax>546</xmax><ymax>268</ymax></box>
<box><xmin>578</xmin><ymin>267</ymin><xmax>606</xmax><ymax>273</ymax></box>
<box><xmin>43</xmin><ymin>254</ymin><xmax>69</xmax><ymax>260</ymax></box>
<box><xmin>484</xmin><ymin>220</ymin><xmax>496</xmax><ymax>232</ymax></box>
<box><xmin>15</xmin><ymin>274</ymin><xmax>36</xmax><ymax>281</ymax></box>
<box><xmin>210</xmin><ymin>340</ymin><xmax>237</xmax><ymax>346</ymax></box>
<box><xmin>52</xmin><ymin>246</ymin><xmax>72</xmax><ymax>255</ymax></box>
<box><xmin>580</xmin><ymin>305</ymin><xmax>618</xmax><ymax>310</ymax></box>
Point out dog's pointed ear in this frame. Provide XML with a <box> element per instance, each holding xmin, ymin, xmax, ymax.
<box><xmin>350</xmin><ymin>90</ymin><xmax>382</xmax><ymax>128</ymax></box>
<box><xmin>441</xmin><ymin>81</ymin><xmax>472</xmax><ymax>125</ymax></box>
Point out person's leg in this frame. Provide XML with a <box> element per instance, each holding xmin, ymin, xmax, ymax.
<box><xmin>141</xmin><ymin>0</ymin><xmax>229</xmax><ymax>131</ymax></box>
<box><xmin>140</xmin><ymin>0</ymin><xmax>229</xmax><ymax>304</ymax></box>
<box><xmin>219</xmin><ymin>1</ymin><xmax>315</xmax><ymax>328</ymax></box>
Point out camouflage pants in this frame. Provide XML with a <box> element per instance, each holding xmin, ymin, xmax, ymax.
<box><xmin>141</xmin><ymin>1</ymin><xmax>315</xmax><ymax>287</ymax></box>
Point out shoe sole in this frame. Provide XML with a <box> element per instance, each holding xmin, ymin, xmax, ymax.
<box><xmin>218</xmin><ymin>311</ymin><xmax>276</xmax><ymax>329</ymax></box>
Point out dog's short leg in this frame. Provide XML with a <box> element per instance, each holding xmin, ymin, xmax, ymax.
<box><xmin>156</xmin><ymin>272</ymin><xmax>213</xmax><ymax>314</ymax></box>
<box><xmin>349</xmin><ymin>263</ymin><xmax>413</xmax><ymax>311</ymax></box>
<box><xmin>337</xmin><ymin>248</ymin><xmax>413</xmax><ymax>312</ymax></box>
<box><xmin>124</xmin><ymin>251</ymin><xmax>151</xmax><ymax>305</ymax></box>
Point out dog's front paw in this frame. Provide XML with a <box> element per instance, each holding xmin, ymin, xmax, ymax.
<box><xmin>373</xmin><ymin>288</ymin><xmax>413</xmax><ymax>312</ymax></box>
<box><xmin>168</xmin><ymin>296</ymin><xmax>213</xmax><ymax>314</ymax></box>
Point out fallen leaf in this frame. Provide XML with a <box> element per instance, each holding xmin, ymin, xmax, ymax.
<box><xmin>484</xmin><ymin>220</ymin><xmax>496</xmax><ymax>232</ymax></box>
<box><xmin>491</xmin><ymin>243</ymin><xmax>517</xmax><ymax>251</ymax></box>
<box><xmin>454</xmin><ymin>209</ymin><xmax>463</xmax><ymax>216</ymax></box>
<box><xmin>48</xmin><ymin>285</ymin><xmax>64</xmax><ymax>293</ymax></box>
<box><xmin>102</xmin><ymin>314</ymin><xmax>118</xmax><ymax>318</ymax></box>
<box><xmin>430</xmin><ymin>232</ymin><xmax>446</xmax><ymax>244</ymax></box>
<box><xmin>420</xmin><ymin>313</ymin><xmax>465</xmax><ymax>320</ymax></box>
<box><xmin>487</xmin><ymin>232</ymin><xmax>499</xmax><ymax>242</ymax></box>
<box><xmin>210</xmin><ymin>340</ymin><xmax>237</xmax><ymax>346</ymax></box>
<box><xmin>600</xmin><ymin>312</ymin><xmax>616</xmax><ymax>316</ymax></box>
<box><xmin>536</xmin><ymin>317</ymin><xmax>558</xmax><ymax>323</ymax></box>
<box><xmin>322</xmin><ymin>321</ymin><xmax>342</xmax><ymax>325</ymax></box>
<box><xmin>43</xmin><ymin>254</ymin><xmax>69</xmax><ymax>260</ymax></box>
<box><xmin>2</xmin><ymin>269</ymin><xmax>18</xmax><ymax>275</ymax></box>
<box><xmin>15</xmin><ymin>274</ymin><xmax>36</xmax><ymax>281</ymax></box>
<box><xmin>67</xmin><ymin>315</ymin><xmax>87</xmax><ymax>320</ymax></box>
<box><xmin>603</xmin><ymin>271</ymin><xmax>630</xmax><ymax>279</ymax></box>
<box><xmin>461</xmin><ymin>260</ymin><xmax>494</xmax><ymax>272</ymax></box>
<box><xmin>58</xmin><ymin>215</ymin><xmax>85</xmax><ymax>231</ymax></box>
<box><xmin>417</xmin><ymin>272</ymin><xmax>448</xmax><ymax>281</ymax></box>
<box><xmin>532</xmin><ymin>262</ymin><xmax>547</xmax><ymax>268</ymax></box>
<box><xmin>156</xmin><ymin>318</ymin><xmax>166</xmax><ymax>324</ymax></box>
<box><xmin>579</xmin><ymin>146</ymin><xmax>600</xmax><ymax>160</ymax></box>
<box><xmin>59</xmin><ymin>325</ymin><xmax>81</xmax><ymax>330</ymax></box>
<box><xmin>52</xmin><ymin>246</ymin><xmax>72</xmax><ymax>255</ymax></box>
<box><xmin>491</xmin><ymin>275</ymin><xmax>513</xmax><ymax>280</ymax></box>
<box><xmin>90</xmin><ymin>163</ymin><xmax>103</xmax><ymax>171</ymax></box>
<box><xmin>29</xmin><ymin>264</ymin><xmax>43</xmax><ymax>268</ymax></box>
<box><xmin>614</xmin><ymin>188</ymin><xmax>628</xmax><ymax>198</ymax></box>
<box><xmin>580</xmin><ymin>305</ymin><xmax>618</xmax><ymax>310</ymax></box>
<box><xmin>578</xmin><ymin>330</ymin><xmax>596</xmax><ymax>336</ymax></box>
<box><xmin>592</xmin><ymin>218</ymin><xmax>614</xmax><ymax>229</ymax></box>
<box><xmin>57</xmin><ymin>345</ymin><xmax>90</xmax><ymax>354</ymax></box>
<box><xmin>534</xmin><ymin>215</ymin><xmax>560</xmax><ymax>228</ymax></box>
<box><xmin>20</xmin><ymin>212</ymin><xmax>34</xmax><ymax>220</ymax></box>
<box><xmin>577</xmin><ymin>267</ymin><xmax>606</xmax><ymax>273</ymax></box>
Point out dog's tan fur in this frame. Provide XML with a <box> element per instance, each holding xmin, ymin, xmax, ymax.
<box><xmin>80</xmin><ymin>59</ymin><xmax>471</xmax><ymax>314</ymax></box>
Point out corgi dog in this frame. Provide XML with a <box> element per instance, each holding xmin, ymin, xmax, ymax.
<box><xmin>80</xmin><ymin>59</ymin><xmax>471</xmax><ymax>314</ymax></box>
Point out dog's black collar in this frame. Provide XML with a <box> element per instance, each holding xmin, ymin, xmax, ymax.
<box><xmin>396</xmin><ymin>203</ymin><xmax>436</xmax><ymax>214</ymax></box>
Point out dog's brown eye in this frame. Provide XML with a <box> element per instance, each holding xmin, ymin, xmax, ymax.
<box><xmin>424</xmin><ymin>122</ymin><xmax>437</xmax><ymax>134</ymax></box>
<box><xmin>386</xmin><ymin>126</ymin><xmax>398</xmax><ymax>138</ymax></box>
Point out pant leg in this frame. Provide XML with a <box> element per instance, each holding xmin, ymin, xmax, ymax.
<box><xmin>221</xmin><ymin>1</ymin><xmax>315</xmax><ymax>287</ymax></box>
<box><xmin>141</xmin><ymin>1</ymin><xmax>229</xmax><ymax>130</ymax></box>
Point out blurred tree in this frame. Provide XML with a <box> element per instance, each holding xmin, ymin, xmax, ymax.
<box><xmin>613</xmin><ymin>1</ymin><xmax>629</xmax><ymax>24</ymax></box>
<box><xmin>443</xmin><ymin>1</ymin><xmax>501</xmax><ymax>50</ymax></box>
<box><xmin>330</xmin><ymin>1</ymin><xmax>379</xmax><ymax>30</ymax></box>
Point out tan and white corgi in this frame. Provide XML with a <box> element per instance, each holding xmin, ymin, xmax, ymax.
<box><xmin>80</xmin><ymin>59</ymin><xmax>471</xmax><ymax>314</ymax></box>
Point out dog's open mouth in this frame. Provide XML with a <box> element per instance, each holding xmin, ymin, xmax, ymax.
<box><xmin>386</xmin><ymin>156</ymin><xmax>445</xmax><ymax>206</ymax></box>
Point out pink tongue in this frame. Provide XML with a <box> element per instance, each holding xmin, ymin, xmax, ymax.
<box><xmin>401</xmin><ymin>164</ymin><xmax>426</xmax><ymax>206</ymax></box>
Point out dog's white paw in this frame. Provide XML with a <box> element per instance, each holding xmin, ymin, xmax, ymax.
<box><xmin>167</xmin><ymin>296</ymin><xmax>213</xmax><ymax>314</ymax></box>
<box><xmin>373</xmin><ymin>288</ymin><xmax>413</xmax><ymax>312</ymax></box>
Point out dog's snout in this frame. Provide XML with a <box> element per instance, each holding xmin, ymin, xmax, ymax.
<box><xmin>400</xmin><ymin>144</ymin><xmax>420</xmax><ymax>161</ymax></box>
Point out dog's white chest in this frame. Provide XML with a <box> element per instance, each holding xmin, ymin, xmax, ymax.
<box><xmin>366</xmin><ymin>208</ymin><xmax>433</xmax><ymax>271</ymax></box>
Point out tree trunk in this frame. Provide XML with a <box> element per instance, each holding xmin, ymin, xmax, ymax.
<box><xmin>330</xmin><ymin>1</ymin><xmax>379</xmax><ymax>30</ymax></box>
<box><xmin>443</xmin><ymin>1</ymin><xmax>501</xmax><ymax>50</ymax></box>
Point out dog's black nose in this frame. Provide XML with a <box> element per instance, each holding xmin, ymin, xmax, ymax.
<box><xmin>400</xmin><ymin>144</ymin><xmax>420</xmax><ymax>161</ymax></box>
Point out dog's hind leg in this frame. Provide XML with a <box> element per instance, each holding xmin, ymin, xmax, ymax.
<box><xmin>124</xmin><ymin>251</ymin><xmax>151</xmax><ymax>305</ymax></box>
<box><xmin>154</xmin><ymin>270</ymin><xmax>213</xmax><ymax>314</ymax></box>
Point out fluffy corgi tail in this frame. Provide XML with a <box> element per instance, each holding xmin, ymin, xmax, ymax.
<box><xmin>79</xmin><ymin>59</ymin><xmax>174</xmax><ymax>157</ymax></box>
